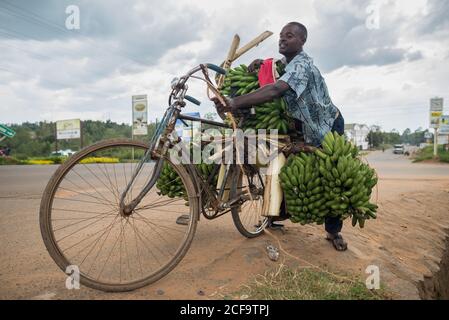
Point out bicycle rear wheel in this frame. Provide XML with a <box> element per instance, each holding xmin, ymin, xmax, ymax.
<box><xmin>230</xmin><ymin>165</ymin><xmax>268</xmax><ymax>238</ymax></box>
<box><xmin>40</xmin><ymin>139</ymin><xmax>199</xmax><ymax>292</ymax></box>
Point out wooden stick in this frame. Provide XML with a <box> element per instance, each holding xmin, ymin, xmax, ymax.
<box><xmin>232</xmin><ymin>31</ymin><xmax>273</xmax><ymax>61</ymax></box>
<box><xmin>217</xmin><ymin>34</ymin><xmax>240</xmax><ymax>88</ymax></box>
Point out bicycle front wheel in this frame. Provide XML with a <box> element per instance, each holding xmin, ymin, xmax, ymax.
<box><xmin>40</xmin><ymin>139</ymin><xmax>199</xmax><ymax>292</ymax></box>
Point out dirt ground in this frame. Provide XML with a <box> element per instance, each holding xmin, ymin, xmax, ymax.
<box><xmin>0</xmin><ymin>150</ymin><xmax>448</xmax><ymax>299</ymax></box>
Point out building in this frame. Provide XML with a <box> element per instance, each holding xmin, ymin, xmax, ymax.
<box><xmin>344</xmin><ymin>123</ymin><xmax>370</xmax><ymax>150</ymax></box>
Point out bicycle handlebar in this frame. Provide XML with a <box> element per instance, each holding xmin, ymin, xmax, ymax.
<box><xmin>184</xmin><ymin>95</ymin><xmax>201</xmax><ymax>106</ymax></box>
<box><xmin>170</xmin><ymin>63</ymin><xmax>227</xmax><ymax>107</ymax></box>
<box><xmin>205</xmin><ymin>63</ymin><xmax>226</xmax><ymax>75</ymax></box>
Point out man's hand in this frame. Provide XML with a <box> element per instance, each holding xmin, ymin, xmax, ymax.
<box><xmin>248</xmin><ymin>59</ymin><xmax>264</xmax><ymax>73</ymax></box>
<box><xmin>211</xmin><ymin>96</ymin><xmax>234</xmax><ymax>114</ymax></box>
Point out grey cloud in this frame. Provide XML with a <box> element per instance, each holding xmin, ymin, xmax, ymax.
<box><xmin>405</xmin><ymin>50</ymin><xmax>423</xmax><ymax>62</ymax></box>
<box><xmin>306</xmin><ymin>0</ymin><xmax>425</xmax><ymax>72</ymax></box>
<box><xmin>417</xmin><ymin>0</ymin><xmax>449</xmax><ymax>35</ymax></box>
<box><xmin>0</xmin><ymin>0</ymin><xmax>207</xmax><ymax>90</ymax></box>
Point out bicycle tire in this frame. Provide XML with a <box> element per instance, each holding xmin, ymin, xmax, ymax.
<box><xmin>230</xmin><ymin>165</ymin><xmax>268</xmax><ymax>238</ymax></box>
<box><xmin>40</xmin><ymin>139</ymin><xmax>199</xmax><ymax>292</ymax></box>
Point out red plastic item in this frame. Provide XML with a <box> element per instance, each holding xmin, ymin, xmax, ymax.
<box><xmin>258</xmin><ymin>58</ymin><xmax>276</xmax><ymax>87</ymax></box>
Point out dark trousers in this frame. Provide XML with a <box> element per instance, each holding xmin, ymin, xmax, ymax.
<box><xmin>324</xmin><ymin>112</ymin><xmax>344</xmax><ymax>234</ymax></box>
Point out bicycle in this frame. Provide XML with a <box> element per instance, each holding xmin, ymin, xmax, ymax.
<box><xmin>39</xmin><ymin>63</ymin><xmax>274</xmax><ymax>292</ymax></box>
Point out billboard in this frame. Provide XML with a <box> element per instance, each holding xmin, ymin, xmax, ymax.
<box><xmin>440</xmin><ymin>115</ymin><xmax>449</xmax><ymax>135</ymax></box>
<box><xmin>429</xmin><ymin>98</ymin><xmax>443</xmax><ymax>128</ymax></box>
<box><xmin>132</xmin><ymin>95</ymin><xmax>148</xmax><ymax>135</ymax></box>
<box><xmin>56</xmin><ymin>119</ymin><xmax>81</xmax><ymax>140</ymax></box>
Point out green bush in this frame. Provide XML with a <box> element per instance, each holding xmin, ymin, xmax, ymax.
<box><xmin>413</xmin><ymin>145</ymin><xmax>449</xmax><ymax>163</ymax></box>
<box><xmin>0</xmin><ymin>157</ymin><xmax>24</xmax><ymax>165</ymax></box>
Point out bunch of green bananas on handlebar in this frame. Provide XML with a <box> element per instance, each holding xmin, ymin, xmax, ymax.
<box><xmin>280</xmin><ymin>132</ymin><xmax>379</xmax><ymax>228</ymax></box>
<box><xmin>156</xmin><ymin>162</ymin><xmax>186</xmax><ymax>199</ymax></box>
<box><xmin>219</xmin><ymin>63</ymin><xmax>289</xmax><ymax>134</ymax></box>
<box><xmin>156</xmin><ymin>161</ymin><xmax>219</xmax><ymax>201</ymax></box>
<box><xmin>241</xmin><ymin>98</ymin><xmax>289</xmax><ymax>134</ymax></box>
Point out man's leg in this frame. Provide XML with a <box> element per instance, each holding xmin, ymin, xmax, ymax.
<box><xmin>324</xmin><ymin>216</ymin><xmax>342</xmax><ymax>234</ymax></box>
<box><xmin>325</xmin><ymin>112</ymin><xmax>348</xmax><ymax>251</ymax></box>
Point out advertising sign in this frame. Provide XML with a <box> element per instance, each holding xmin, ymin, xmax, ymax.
<box><xmin>439</xmin><ymin>115</ymin><xmax>449</xmax><ymax>135</ymax></box>
<box><xmin>132</xmin><ymin>95</ymin><xmax>148</xmax><ymax>135</ymax></box>
<box><xmin>430</xmin><ymin>98</ymin><xmax>443</xmax><ymax>128</ymax></box>
<box><xmin>56</xmin><ymin>119</ymin><xmax>81</xmax><ymax>140</ymax></box>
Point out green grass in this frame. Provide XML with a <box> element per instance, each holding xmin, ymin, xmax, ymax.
<box><xmin>413</xmin><ymin>145</ymin><xmax>449</xmax><ymax>163</ymax></box>
<box><xmin>232</xmin><ymin>264</ymin><xmax>392</xmax><ymax>300</ymax></box>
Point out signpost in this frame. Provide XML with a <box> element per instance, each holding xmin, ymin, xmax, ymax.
<box><xmin>55</xmin><ymin>119</ymin><xmax>82</xmax><ymax>152</ymax></box>
<box><xmin>131</xmin><ymin>95</ymin><xmax>148</xmax><ymax>160</ymax></box>
<box><xmin>430</xmin><ymin>98</ymin><xmax>444</xmax><ymax>157</ymax></box>
<box><xmin>132</xmin><ymin>95</ymin><xmax>148</xmax><ymax>136</ymax></box>
<box><xmin>56</xmin><ymin>119</ymin><xmax>81</xmax><ymax>140</ymax></box>
<box><xmin>440</xmin><ymin>115</ymin><xmax>449</xmax><ymax>135</ymax></box>
<box><xmin>0</xmin><ymin>124</ymin><xmax>15</xmax><ymax>141</ymax></box>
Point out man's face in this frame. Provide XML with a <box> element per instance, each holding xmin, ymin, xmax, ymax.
<box><xmin>279</xmin><ymin>24</ymin><xmax>304</xmax><ymax>55</ymax></box>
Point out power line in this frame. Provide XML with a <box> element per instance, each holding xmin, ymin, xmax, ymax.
<box><xmin>0</xmin><ymin>1</ymin><xmax>149</xmax><ymax>66</ymax></box>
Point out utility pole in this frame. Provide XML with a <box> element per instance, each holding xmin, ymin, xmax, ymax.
<box><xmin>430</xmin><ymin>97</ymin><xmax>443</xmax><ymax>158</ymax></box>
<box><xmin>55</xmin><ymin>122</ymin><xmax>58</xmax><ymax>153</ymax></box>
<box><xmin>434</xmin><ymin>128</ymin><xmax>438</xmax><ymax>158</ymax></box>
<box><xmin>80</xmin><ymin>120</ymin><xmax>84</xmax><ymax>149</ymax></box>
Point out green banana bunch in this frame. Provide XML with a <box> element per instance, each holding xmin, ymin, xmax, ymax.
<box><xmin>220</xmin><ymin>64</ymin><xmax>290</xmax><ymax>134</ymax></box>
<box><xmin>220</xmin><ymin>64</ymin><xmax>259</xmax><ymax>97</ymax></box>
<box><xmin>280</xmin><ymin>152</ymin><xmax>327</xmax><ymax>225</ymax></box>
<box><xmin>279</xmin><ymin>131</ymin><xmax>378</xmax><ymax>228</ymax></box>
<box><xmin>156</xmin><ymin>162</ymin><xmax>218</xmax><ymax>201</ymax></box>
<box><xmin>156</xmin><ymin>162</ymin><xmax>186</xmax><ymax>199</ymax></box>
<box><xmin>241</xmin><ymin>98</ymin><xmax>290</xmax><ymax>134</ymax></box>
<box><xmin>275</xmin><ymin>60</ymin><xmax>286</xmax><ymax>77</ymax></box>
<box><xmin>315</xmin><ymin>131</ymin><xmax>378</xmax><ymax>228</ymax></box>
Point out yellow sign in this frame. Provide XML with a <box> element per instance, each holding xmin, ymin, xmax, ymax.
<box><xmin>430</xmin><ymin>98</ymin><xmax>444</xmax><ymax>129</ymax></box>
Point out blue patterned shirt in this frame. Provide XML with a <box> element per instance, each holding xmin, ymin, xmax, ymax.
<box><xmin>279</xmin><ymin>51</ymin><xmax>339</xmax><ymax>146</ymax></box>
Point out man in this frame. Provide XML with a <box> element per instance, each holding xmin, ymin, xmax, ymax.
<box><xmin>211</xmin><ymin>22</ymin><xmax>348</xmax><ymax>251</ymax></box>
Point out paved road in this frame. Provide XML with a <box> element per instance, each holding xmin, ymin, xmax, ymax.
<box><xmin>0</xmin><ymin>151</ymin><xmax>448</xmax><ymax>299</ymax></box>
<box><xmin>365</xmin><ymin>149</ymin><xmax>449</xmax><ymax>179</ymax></box>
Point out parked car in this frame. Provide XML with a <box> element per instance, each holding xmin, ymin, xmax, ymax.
<box><xmin>393</xmin><ymin>144</ymin><xmax>405</xmax><ymax>154</ymax></box>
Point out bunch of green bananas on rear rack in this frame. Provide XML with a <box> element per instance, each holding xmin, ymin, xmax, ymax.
<box><xmin>219</xmin><ymin>62</ymin><xmax>290</xmax><ymax>134</ymax></box>
<box><xmin>280</xmin><ymin>132</ymin><xmax>379</xmax><ymax>228</ymax></box>
<box><xmin>156</xmin><ymin>162</ymin><xmax>218</xmax><ymax>200</ymax></box>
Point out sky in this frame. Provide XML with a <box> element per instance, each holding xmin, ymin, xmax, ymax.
<box><xmin>0</xmin><ymin>0</ymin><xmax>448</xmax><ymax>132</ymax></box>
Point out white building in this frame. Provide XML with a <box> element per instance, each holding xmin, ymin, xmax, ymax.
<box><xmin>344</xmin><ymin>123</ymin><xmax>370</xmax><ymax>150</ymax></box>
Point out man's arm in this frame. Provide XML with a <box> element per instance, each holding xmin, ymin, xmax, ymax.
<box><xmin>232</xmin><ymin>81</ymin><xmax>290</xmax><ymax>109</ymax></box>
<box><xmin>213</xmin><ymin>80</ymin><xmax>290</xmax><ymax>112</ymax></box>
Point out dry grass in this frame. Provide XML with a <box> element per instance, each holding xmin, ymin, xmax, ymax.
<box><xmin>232</xmin><ymin>263</ymin><xmax>392</xmax><ymax>300</ymax></box>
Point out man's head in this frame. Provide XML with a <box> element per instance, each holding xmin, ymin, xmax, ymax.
<box><xmin>279</xmin><ymin>22</ymin><xmax>307</xmax><ymax>56</ymax></box>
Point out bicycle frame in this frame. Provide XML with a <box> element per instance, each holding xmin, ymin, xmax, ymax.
<box><xmin>119</xmin><ymin>63</ymin><xmax>237</xmax><ymax>218</ymax></box>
